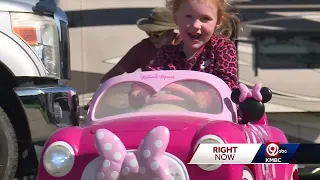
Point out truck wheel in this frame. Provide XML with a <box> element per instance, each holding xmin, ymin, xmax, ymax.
<box><xmin>0</xmin><ymin>106</ymin><xmax>18</xmax><ymax>180</ymax></box>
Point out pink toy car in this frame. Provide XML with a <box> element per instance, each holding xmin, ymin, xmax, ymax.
<box><xmin>37</xmin><ymin>70</ymin><xmax>298</xmax><ymax>180</ymax></box>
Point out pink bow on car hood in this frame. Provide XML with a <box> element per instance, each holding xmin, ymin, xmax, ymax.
<box><xmin>94</xmin><ymin>126</ymin><xmax>171</xmax><ymax>180</ymax></box>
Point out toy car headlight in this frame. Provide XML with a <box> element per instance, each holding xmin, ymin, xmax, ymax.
<box><xmin>43</xmin><ymin>141</ymin><xmax>75</xmax><ymax>177</ymax></box>
<box><xmin>194</xmin><ymin>135</ymin><xmax>224</xmax><ymax>171</ymax></box>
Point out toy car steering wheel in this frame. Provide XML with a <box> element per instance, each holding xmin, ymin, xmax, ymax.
<box><xmin>161</xmin><ymin>83</ymin><xmax>197</xmax><ymax>103</ymax></box>
<box><xmin>129</xmin><ymin>82</ymin><xmax>199</xmax><ymax>110</ymax></box>
<box><xmin>154</xmin><ymin>83</ymin><xmax>218</xmax><ymax>113</ymax></box>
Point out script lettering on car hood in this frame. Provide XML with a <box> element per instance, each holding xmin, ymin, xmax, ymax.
<box><xmin>140</xmin><ymin>74</ymin><xmax>175</xmax><ymax>81</ymax></box>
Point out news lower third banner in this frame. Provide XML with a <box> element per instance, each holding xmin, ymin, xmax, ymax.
<box><xmin>188</xmin><ymin>143</ymin><xmax>320</xmax><ymax>164</ymax></box>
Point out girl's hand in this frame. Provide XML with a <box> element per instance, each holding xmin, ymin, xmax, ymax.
<box><xmin>128</xmin><ymin>84</ymin><xmax>151</xmax><ymax>109</ymax></box>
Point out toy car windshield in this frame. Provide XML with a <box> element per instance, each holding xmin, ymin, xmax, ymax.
<box><xmin>88</xmin><ymin>70</ymin><xmax>237</xmax><ymax>123</ymax></box>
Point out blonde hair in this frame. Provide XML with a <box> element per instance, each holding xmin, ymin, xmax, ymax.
<box><xmin>166</xmin><ymin>0</ymin><xmax>240</xmax><ymax>39</ymax></box>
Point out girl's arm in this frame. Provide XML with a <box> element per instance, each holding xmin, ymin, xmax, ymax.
<box><xmin>210</xmin><ymin>37</ymin><xmax>241</xmax><ymax>121</ymax></box>
<box><xmin>211</xmin><ymin>37</ymin><xmax>238</xmax><ymax>91</ymax></box>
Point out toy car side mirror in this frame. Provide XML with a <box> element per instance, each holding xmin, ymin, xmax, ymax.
<box><xmin>231</xmin><ymin>87</ymin><xmax>272</xmax><ymax>123</ymax></box>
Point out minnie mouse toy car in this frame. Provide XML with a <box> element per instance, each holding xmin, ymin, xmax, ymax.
<box><xmin>37</xmin><ymin>70</ymin><xmax>298</xmax><ymax>180</ymax></box>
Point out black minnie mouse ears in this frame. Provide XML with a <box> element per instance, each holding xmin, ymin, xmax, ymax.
<box><xmin>231</xmin><ymin>87</ymin><xmax>272</xmax><ymax>104</ymax></box>
<box><xmin>231</xmin><ymin>87</ymin><xmax>272</xmax><ymax>123</ymax></box>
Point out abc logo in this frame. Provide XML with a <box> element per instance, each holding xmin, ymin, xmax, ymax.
<box><xmin>266</xmin><ymin>143</ymin><xmax>287</xmax><ymax>157</ymax></box>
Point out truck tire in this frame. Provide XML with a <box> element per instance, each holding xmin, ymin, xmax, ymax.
<box><xmin>0</xmin><ymin>106</ymin><xmax>18</xmax><ymax>180</ymax></box>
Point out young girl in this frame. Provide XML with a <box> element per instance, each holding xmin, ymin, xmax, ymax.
<box><xmin>129</xmin><ymin>0</ymin><xmax>239</xmax><ymax>108</ymax></box>
<box><xmin>146</xmin><ymin>0</ymin><xmax>239</xmax><ymax>91</ymax></box>
<box><xmin>129</xmin><ymin>0</ymin><xmax>263</xmax><ymax>117</ymax></box>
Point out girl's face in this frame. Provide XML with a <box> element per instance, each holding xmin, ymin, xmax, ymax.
<box><xmin>175</xmin><ymin>0</ymin><xmax>220</xmax><ymax>50</ymax></box>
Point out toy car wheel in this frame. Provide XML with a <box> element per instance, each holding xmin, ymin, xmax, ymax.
<box><xmin>242</xmin><ymin>166</ymin><xmax>255</xmax><ymax>180</ymax></box>
<box><xmin>0</xmin><ymin>106</ymin><xmax>18</xmax><ymax>180</ymax></box>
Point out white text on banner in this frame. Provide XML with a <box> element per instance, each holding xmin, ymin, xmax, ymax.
<box><xmin>189</xmin><ymin>144</ymin><xmax>261</xmax><ymax>164</ymax></box>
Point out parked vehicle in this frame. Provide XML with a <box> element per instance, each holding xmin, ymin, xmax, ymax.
<box><xmin>0</xmin><ymin>0</ymin><xmax>79</xmax><ymax>179</ymax></box>
<box><xmin>37</xmin><ymin>70</ymin><xmax>298</xmax><ymax>180</ymax></box>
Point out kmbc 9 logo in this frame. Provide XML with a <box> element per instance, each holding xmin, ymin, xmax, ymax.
<box><xmin>265</xmin><ymin>142</ymin><xmax>287</xmax><ymax>163</ymax></box>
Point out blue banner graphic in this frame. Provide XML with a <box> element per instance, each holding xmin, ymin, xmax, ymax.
<box><xmin>252</xmin><ymin>143</ymin><xmax>300</xmax><ymax>164</ymax></box>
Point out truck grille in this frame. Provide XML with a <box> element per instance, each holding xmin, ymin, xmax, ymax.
<box><xmin>59</xmin><ymin>20</ymin><xmax>71</xmax><ymax>79</ymax></box>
